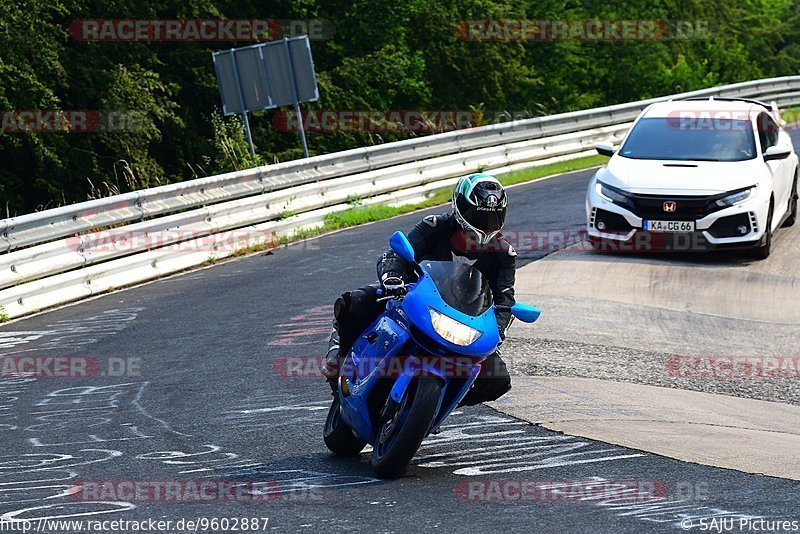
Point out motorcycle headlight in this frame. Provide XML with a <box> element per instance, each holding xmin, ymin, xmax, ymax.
<box><xmin>715</xmin><ymin>187</ymin><xmax>755</xmax><ymax>208</ymax></box>
<box><xmin>428</xmin><ymin>307</ymin><xmax>482</xmax><ymax>347</ymax></box>
<box><xmin>596</xmin><ymin>181</ymin><xmax>631</xmax><ymax>204</ymax></box>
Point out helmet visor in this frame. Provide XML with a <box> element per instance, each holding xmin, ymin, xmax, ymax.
<box><xmin>456</xmin><ymin>195</ymin><xmax>506</xmax><ymax>233</ymax></box>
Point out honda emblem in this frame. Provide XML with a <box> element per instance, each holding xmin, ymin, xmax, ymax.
<box><xmin>663</xmin><ymin>201</ymin><xmax>677</xmax><ymax>213</ymax></box>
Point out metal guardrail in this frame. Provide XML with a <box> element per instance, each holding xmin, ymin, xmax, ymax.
<box><xmin>2</xmin><ymin>76</ymin><xmax>800</xmax><ymax>320</ymax></box>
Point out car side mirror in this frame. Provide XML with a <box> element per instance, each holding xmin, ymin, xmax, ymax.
<box><xmin>389</xmin><ymin>231</ymin><xmax>416</xmax><ymax>263</ymax></box>
<box><xmin>764</xmin><ymin>146</ymin><xmax>791</xmax><ymax>161</ymax></box>
<box><xmin>595</xmin><ymin>143</ymin><xmax>616</xmax><ymax>157</ymax></box>
<box><xmin>510</xmin><ymin>303</ymin><xmax>541</xmax><ymax>323</ymax></box>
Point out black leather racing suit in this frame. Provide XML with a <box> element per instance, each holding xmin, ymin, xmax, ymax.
<box><xmin>331</xmin><ymin>212</ymin><xmax>517</xmax><ymax>405</ymax></box>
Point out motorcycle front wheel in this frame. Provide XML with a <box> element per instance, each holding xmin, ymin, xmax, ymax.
<box><xmin>323</xmin><ymin>395</ymin><xmax>367</xmax><ymax>456</ymax></box>
<box><xmin>371</xmin><ymin>376</ymin><xmax>442</xmax><ymax>479</ymax></box>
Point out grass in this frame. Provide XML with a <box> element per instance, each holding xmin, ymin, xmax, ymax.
<box><xmin>0</xmin><ymin>306</ymin><xmax>7</xmax><ymax>323</ymax></box>
<box><xmin>498</xmin><ymin>154</ymin><xmax>607</xmax><ymax>187</ymax></box>
<box><xmin>782</xmin><ymin>107</ymin><xmax>800</xmax><ymax>125</ymax></box>
<box><xmin>324</xmin><ymin>193</ymin><xmax>451</xmax><ymax>230</ymax></box>
<box><xmin>277</xmin><ymin>225</ymin><xmax>330</xmax><ymax>243</ymax></box>
<box><xmin>229</xmin><ymin>241</ymin><xmax>272</xmax><ymax>258</ymax></box>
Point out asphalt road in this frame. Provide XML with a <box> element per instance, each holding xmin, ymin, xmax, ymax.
<box><xmin>1</xmin><ymin>164</ymin><xmax>799</xmax><ymax>532</ymax></box>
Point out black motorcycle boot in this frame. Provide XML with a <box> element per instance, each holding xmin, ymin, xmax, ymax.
<box><xmin>458</xmin><ymin>352</ymin><xmax>512</xmax><ymax>406</ymax></box>
<box><xmin>321</xmin><ymin>327</ymin><xmax>342</xmax><ymax>393</ymax></box>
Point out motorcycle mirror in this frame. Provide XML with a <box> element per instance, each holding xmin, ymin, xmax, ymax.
<box><xmin>511</xmin><ymin>303</ymin><xmax>541</xmax><ymax>323</ymax></box>
<box><xmin>389</xmin><ymin>231</ymin><xmax>416</xmax><ymax>263</ymax></box>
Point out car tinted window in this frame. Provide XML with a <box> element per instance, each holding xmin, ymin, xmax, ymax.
<box><xmin>757</xmin><ymin>113</ymin><xmax>779</xmax><ymax>152</ymax></box>
<box><xmin>619</xmin><ymin>117</ymin><xmax>757</xmax><ymax>162</ymax></box>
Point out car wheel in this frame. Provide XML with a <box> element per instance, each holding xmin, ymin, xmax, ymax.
<box><xmin>750</xmin><ymin>203</ymin><xmax>773</xmax><ymax>260</ymax></box>
<box><xmin>782</xmin><ymin>172</ymin><xmax>798</xmax><ymax>228</ymax></box>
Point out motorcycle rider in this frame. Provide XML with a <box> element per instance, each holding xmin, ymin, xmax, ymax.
<box><xmin>322</xmin><ymin>173</ymin><xmax>517</xmax><ymax>406</ymax></box>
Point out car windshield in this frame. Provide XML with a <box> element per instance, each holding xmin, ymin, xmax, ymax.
<box><xmin>618</xmin><ymin>117</ymin><xmax>757</xmax><ymax>162</ymax></box>
<box><xmin>423</xmin><ymin>261</ymin><xmax>493</xmax><ymax>316</ymax></box>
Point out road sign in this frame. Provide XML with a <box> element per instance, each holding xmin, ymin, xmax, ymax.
<box><xmin>212</xmin><ymin>36</ymin><xmax>318</xmax><ymax>157</ymax></box>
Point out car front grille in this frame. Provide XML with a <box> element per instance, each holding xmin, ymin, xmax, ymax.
<box><xmin>623</xmin><ymin>193</ymin><xmax>727</xmax><ymax>221</ymax></box>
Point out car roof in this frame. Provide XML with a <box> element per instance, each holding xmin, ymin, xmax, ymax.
<box><xmin>642</xmin><ymin>99</ymin><xmax>768</xmax><ymax>120</ymax></box>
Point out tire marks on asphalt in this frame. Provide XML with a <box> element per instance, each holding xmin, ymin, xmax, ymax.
<box><xmin>415</xmin><ymin>413</ymin><xmax>645</xmax><ymax>475</ymax></box>
<box><xmin>414</xmin><ymin>412</ymin><xmax>762</xmax><ymax>530</ymax></box>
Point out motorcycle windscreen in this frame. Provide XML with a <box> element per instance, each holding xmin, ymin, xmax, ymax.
<box><xmin>422</xmin><ymin>261</ymin><xmax>493</xmax><ymax>316</ymax></box>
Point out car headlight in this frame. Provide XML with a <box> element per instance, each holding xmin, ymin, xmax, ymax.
<box><xmin>428</xmin><ymin>307</ymin><xmax>482</xmax><ymax>346</ymax></box>
<box><xmin>596</xmin><ymin>181</ymin><xmax>631</xmax><ymax>204</ymax></box>
<box><xmin>715</xmin><ymin>187</ymin><xmax>755</xmax><ymax>208</ymax></box>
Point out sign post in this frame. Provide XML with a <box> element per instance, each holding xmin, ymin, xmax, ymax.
<box><xmin>282</xmin><ymin>38</ymin><xmax>309</xmax><ymax>158</ymax></box>
<box><xmin>227</xmin><ymin>49</ymin><xmax>256</xmax><ymax>157</ymax></box>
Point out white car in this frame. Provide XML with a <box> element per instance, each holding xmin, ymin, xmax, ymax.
<box><xmin>586</xmin><ymin>97</ymin><xmax>799</xmax><ymax>259</ymax></box>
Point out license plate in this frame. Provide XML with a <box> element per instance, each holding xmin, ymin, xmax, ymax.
<box><xmin>643</xmin><ymin>220</ymin><xmax>696</xmax><ymax>232</ymax></box>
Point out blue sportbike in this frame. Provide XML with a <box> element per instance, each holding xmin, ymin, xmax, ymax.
<box><xmin>323</xmin><ymin>231</ymin><xmax>541</xmax><ymax>478</ymax></box>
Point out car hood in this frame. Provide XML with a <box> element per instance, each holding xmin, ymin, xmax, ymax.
<box><xmin>601</xmin><ymin>156</ymin><xmax>761</xmax><ymax>195</ymax></box>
